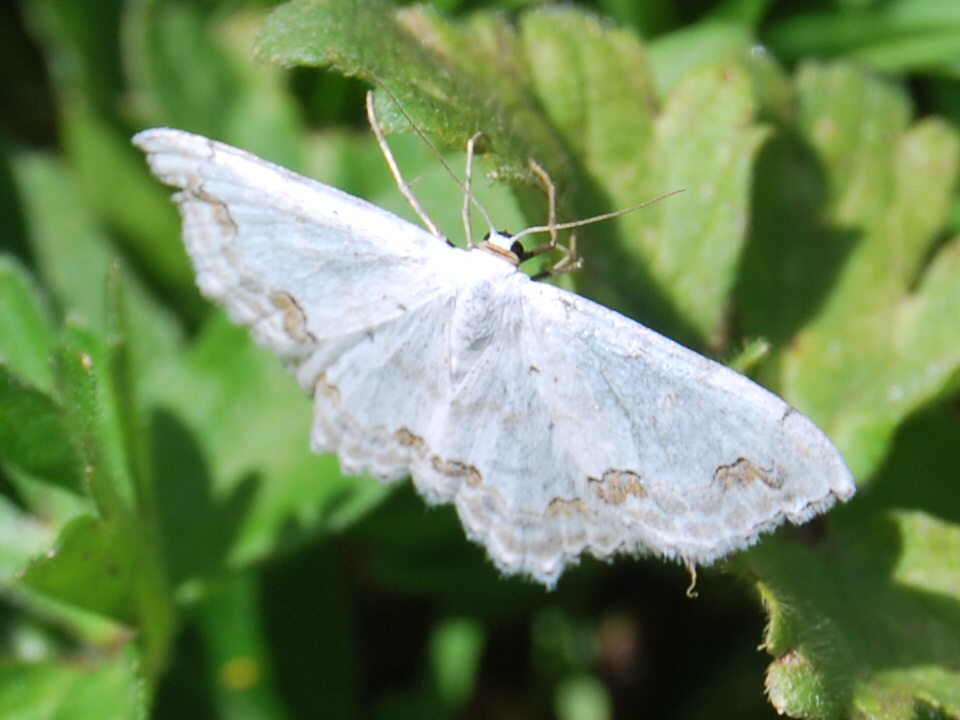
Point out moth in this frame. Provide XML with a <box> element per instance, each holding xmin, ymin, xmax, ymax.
<box><xmin>134</xmin><ymin>96</ymin><xmax>854</xmax><ymax>586</ymax></box>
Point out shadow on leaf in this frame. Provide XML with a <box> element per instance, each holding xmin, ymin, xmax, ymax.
<box><xmin>149</xmin><ymin>408</ymin><xmax>258</xmax><ymax>588</ymax></box>
<box><xmin>737</xmin><ymin>130</ymin><xmax>860</xmax><ymax>347</ymax></box>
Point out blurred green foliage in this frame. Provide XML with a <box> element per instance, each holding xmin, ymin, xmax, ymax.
<box><xmin>1</xmin><ymin>0</ymin><xmax>960</xmax><ymax>718</ymax></box>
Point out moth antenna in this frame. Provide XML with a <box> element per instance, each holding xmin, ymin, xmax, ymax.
<box><xmin>510</xmin><ymin>188</ymin><xmax>686</xmax><ymax>245</ymax></box>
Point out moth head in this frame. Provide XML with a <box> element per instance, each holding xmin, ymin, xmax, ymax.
<box><xmin>478</xmin><ymin>230</ymin><xmax>525</xmax><ymax>266</ymax></box>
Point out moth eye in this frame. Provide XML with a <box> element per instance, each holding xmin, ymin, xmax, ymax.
<box><xmin>510</xmin><ymin>240</ymin><xmax>526</xmax><ymax>261</ymax></box>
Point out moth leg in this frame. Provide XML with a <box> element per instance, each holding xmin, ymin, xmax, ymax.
<box><xmin>514</xmin><ymin>164</ymin><xmax>683</xmax><ymax>279</ymax></box>
<box><xmin>530</xmin><ymin>236</ymin><xmax>583</xmax><ymax>279</ymax></box>
<box><xmin>530</xmin><ymin>235</ymin><xmax>583</xmax><ymax>280</ymax></box>
<box><xmin>365</xmin><ymin>91</ymin><xmax>443</xmax><ymax>238</ymax></box>
<box><xmin>522</xmin><ymin>160</ymin><xmax>582</xmax><ymax>277</ymax></box>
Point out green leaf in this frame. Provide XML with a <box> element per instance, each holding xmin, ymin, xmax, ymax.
<box><xmin>646</xmin><ymin>20</ymin><xmax>756</xmax><ymax>95</ymax></box>
<box><xmin>194</xmin><ymin>575</ymin><xmax>293</xmax><ymax>720</ymax></box>
<box><xmin>0</xmin><ymin>494</ymin><xmax>58</xmax><ymax>577</ymax></box>
<box><xmin>19</xmin><ymin>323</ymin><xmax>175</xmax><ymax>675</ymax></box>
<box><xmin>104</xmin><ymin>266</ymin><xmax>150</xmax><ymax>516</ymax></box>
<box><xmin>145</xmin><ymin>314</ymin><xmax>386</xmax><ymax>569</ymax></box>
<box><xmin>0</xmin><ymin>257</ymin><xmax>57</xmax><ymax>389</ymax></box>
<box><xmin>430</xmin><ymin>617</ymin><xmax>484</xmax><ymax>709</ymax></box>
<box><xmin>0</xmin><ymin>136</ymin><xmax>30</xmax><ymax>261</ymax></box>
<box><xmin>0</xmin><ymin>649</ymin><xmax>146</xmax><ymax>720</ymax></box>
<box><xmin>555</xmin><ymin>675</ymin><xmax>612</xmax><ymax>720</ymax></box>
<box><xmin>58</xmin><ymin>109</ymin><xmax>201</xmax><ymax>323</ymax></box>
<box><xmin>102</xmin><ymin>266</ymin><xmax>175</xmax><ymax>677</ymax></box>
<box><xmin>124</xmin><ymin>0</ymin><xmax>304</xmax><ymax>167</ymax></box>
<box><xmin>0</xmin><ymin>362</ymin><xmax>84</xmax><ymax>493</ymax></box>
<box><xmin>522</xmin><ymin>9</ymin><xmax>782</xmax><ymax>345</ymax></box>
<box><xmin>20</xmin><ymin>514</ymin><xmax>140</xmax><ymax>624</ymax></box>
<box><xmin>50</xmin><ymin>338</ymin><xmax>118</xmax><ymax>512</ymax></box>
<box><xmin>19</xmin><ymin>0</ymin><xmax>125</xmax><ymax>111</ymax></box>
<box><xmin>765</xmin><ymin>2</ymin><xmax>960</xmax><ymax>74</ymax></box>
<box><xmin>147</xmin><ymin>406</ymin><xmax>255</xmax><ymax>588</ymax></box>
<box><xmin>751</xmin><ymin>511</ymin><xmax>960</xmax><ymax>719</ymax></box>
<box><xmin>848</xmin><ymin>403</ymin><xmax>960</xmax><ymax>525</ymax></box>
<box><xmin>743</xmin><ymin>62</ymin><xmax>960</xmax><ymax>479</ymax></box>
<box><xmin>0</xmin><ymin>262</ymin><xmax>98</xmax><ymax>519</ymax></box>
<box><xmin>10</xmin><ymin>148</ymin><xmax>186</xmax><ymax>389</ymax></box>
<box><xmin>258</xmin><ymin>0</ymin><xmax>558</xmax><ymax>189</ymax></box>
<box><xmin>12</xmin><ymin>152</ymin><xmax>119</xmax><ymax>334</ymax></box>
<box><xmin>18</xmin><ymin>340</ymin><xmax>143</xmax><ymax>625</ymax></box>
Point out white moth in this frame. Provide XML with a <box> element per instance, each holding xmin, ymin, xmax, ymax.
<box><xmin>134</xmin><ymin>100</ymin><xmax>855</xmax><ymax>587</ymax></box>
